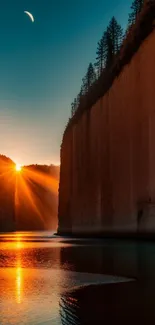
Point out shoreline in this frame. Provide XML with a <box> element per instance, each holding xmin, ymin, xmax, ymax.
<box><xmin>55</xmin><ymin>231</ymin><xmax>155</xmax><ymax>242</ymax></box>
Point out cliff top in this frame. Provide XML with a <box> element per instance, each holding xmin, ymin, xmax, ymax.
<box><xmin>63</xmin><ymin>0</ymin><xmax>155</xmax><ymax>142</ymax></box>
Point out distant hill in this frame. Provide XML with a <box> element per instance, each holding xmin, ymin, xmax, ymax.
<box><xmin>0</xmin><ymin>155</ymin><xmax>59</xmax><ymax>232</ymax></box>
<box><xmin>24</xmin><ymin>163</ymin><xmax>60</xmax><ymax>179</ymax></box>
<box><xmin>0</xmin><ymin>154</ymin><xmax>15</xmax><ymax>165</ymax></box>
<box><xmin>0</xmin><ymin>155</ymin><xmax>15</xmax><ymax>232</ymax></box>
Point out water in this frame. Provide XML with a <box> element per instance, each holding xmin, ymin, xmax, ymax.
<box><xmin>0</xmin><ymin>232</ymin><xmax>155</xmax><ymax>324</ymax></box>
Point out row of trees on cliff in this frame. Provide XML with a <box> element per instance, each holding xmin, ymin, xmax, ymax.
<box><xmin>71</xmin><ymin>0</ymin><xmax>144</xmax><ymax>117</ymax></box>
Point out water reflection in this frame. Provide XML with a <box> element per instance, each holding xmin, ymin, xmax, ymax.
<box><xmin>0</xmin><ymin>232</ymin><xmax>64</xmax><ymax>325</ymax></box>
<box><xmin>1</xmin><ymin>232</ymin><xmax>155</xmax><ymax>324</ymax></box>
<box><xmin>15</xmin><ymin>247</ymin><xmax>23</xmax><ymax>304</ymax></box>
<box><xmin>16</xmin><ymin>265</ymin><xmax>22</xmax><ymax>304</ymax></box>
<box><xmin>60</xmin><ymin>294</ymin><xmax>80</xmax><ymax>325</ymax></box>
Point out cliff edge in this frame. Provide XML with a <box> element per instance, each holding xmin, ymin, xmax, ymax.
<box><xmin>58</xmin><ymin>1</ymin><xmax>155</xmax><ymax>237</ymax></box>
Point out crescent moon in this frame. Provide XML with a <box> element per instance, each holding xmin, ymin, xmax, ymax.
<box><xmin>24</xmin><ymin>11</ymin><xmax>34</xmax><ymax>23</ymax></box>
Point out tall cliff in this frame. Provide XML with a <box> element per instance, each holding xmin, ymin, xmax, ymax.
<box><xmin>58</xmin><ymin>2</ymin><xmax>155</xmax><ymax>236</ymax></box>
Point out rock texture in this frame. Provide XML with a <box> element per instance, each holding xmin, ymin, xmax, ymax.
<box><xmin>58</xmin><ymin>17</ymin><xmax>155</xmax><ymax>236</ymax></box>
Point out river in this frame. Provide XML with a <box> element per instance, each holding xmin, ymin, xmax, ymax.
<box><xmin>0</xmin><ymin>231</ymin><xmax>155</xmax><ymax>324</ymax></box>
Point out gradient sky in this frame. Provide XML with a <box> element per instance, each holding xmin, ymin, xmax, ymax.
<box><xmin>0</xmin><ymin>0</ymin><xmax>131</xmax><ymax>166</ymax></box>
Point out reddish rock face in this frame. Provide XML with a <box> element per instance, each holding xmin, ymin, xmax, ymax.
<box><xmin>58</xmin><ymin>27</ymin><xmax>155</xmax><ymax>236</ymax></box>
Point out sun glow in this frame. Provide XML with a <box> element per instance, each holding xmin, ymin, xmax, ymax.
<box><xmin>13</xmin><ymin>163</ymin><xmax>59</xmax><ymax>230</ymax></box>
<box><xmin>15</xmin><ymin>164</ymin><xmax>22</xmax><ymax>172</ymax></box>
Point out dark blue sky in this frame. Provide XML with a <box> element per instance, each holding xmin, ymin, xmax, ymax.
<box><xmin>0</xmin><ymin>0</ymin><xmax>131</xmax><ymax>165</ymax></box>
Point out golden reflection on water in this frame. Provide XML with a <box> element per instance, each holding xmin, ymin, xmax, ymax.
<box><xmin>16</xmin><ymin>258</ymin><xmax>22</xmax><ymax>304</ymax></box>
<box><xmin>16</xmin><ymin>266</ymin><xmax>22</xmax><ymax>304</ymax></box>
<box><xmin>6</xmin><ymin>234</ymin><xmax>23</xmax><ymax>304</ymax></box>
<box><xmin>0</xmin><ymin>232</ymin><xmax>64</xmax><ymax>324</ymax></box>
<box><xmin>16</xmin><ymin>235</ymin><xmax>22</xmax><ymax>249</ymax></box>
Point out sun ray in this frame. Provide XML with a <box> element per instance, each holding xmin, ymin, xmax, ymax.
<box><xmin>1</xmin><ymin>161</ymin><xmax>58</xmax><ymax>229</ymax></box>
<box><xmin>17</xmin><ymin>173</ymin><xmax>45</xmax><ymax>225</ymax></box>
<box><xmin>0</xmin><ymin>169</ymin><xmax>14</xmax><ymax>178</ymax></box>
<box><xmin>23</xmin><ymin>168</ymin><xmax>59</xmax><ymax>194</ymax></box>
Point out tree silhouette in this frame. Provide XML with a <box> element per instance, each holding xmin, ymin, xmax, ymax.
<box><xmin>107</xmin><ymin>17</ymin><xmax>123</xmax><ymax>59</ymax></box>
<box><xmin>84</xmin><ymin>63</ymin><xmax>96</xmax><ymax>92</ymax></box>
<box><xmin>128</xmin><ymin>0</ymin><xmax>144</xmax><ymax>26</ymax></box>
<box><xmin>76</xmin><ymin>88</ymin><xmax>83</xmax><ymax>108</ymax></box>
<box><xmin>95</xmin><ymin>32</ymin><xmax>107</xmax><ymax>76</ymax></box>
<box><xmin>71</xmin><ymin>102</ymin><xmax>75</xmax><ymax>117</ymax></box>
<box><xmin>81</xmin><ymin>76</ymin><xmax>88</xmax><ymax>94</ymax></box>
<box><xmin>95</xmin><ymin>18</ymin><xmax>123</xmax><ymax>72</ymax></box>
<box><xmin>71</xmin><ymin>98</ymin><xmax>77</xmax><ymax>117</ymax></box>
<box><xmin>105</xmin><ymin>29</ymin><xmax>113</xmax><ymax>68</ymax></box>
<box><xmin>69</xmin><ymin>3</ymin><xmax>147</xmax><ymax>118</ymax></box>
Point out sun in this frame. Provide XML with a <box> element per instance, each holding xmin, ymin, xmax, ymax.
<box><xmin>15</xmin><ymin>164</ymin><xmax>22</xmax><ymax>172</ymax></box>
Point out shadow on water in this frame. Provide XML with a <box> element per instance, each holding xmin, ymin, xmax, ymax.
<box><xmin>60</xmin><ymin>294</ymin><xmax>80</xmax><ymax>325</ymax></box>
<box><xmin>59</xmin><ymin>282</ymin><xmax>147</xmax><ymax>325</ymax></box>
<box><xmin>59</xmin><ymin>240</ymin><xmax>155</xmax><ymax>324</ymax></box>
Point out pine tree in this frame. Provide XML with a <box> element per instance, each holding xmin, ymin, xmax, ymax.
<box><xmin>106</xmin><ymin>17</ymin><xmax>123</xmax><ymax>67</ymax></box>
<box><xmin>108</xmin><ymin>17</ymin><xmax>123</xmax><ymax>55</ymax></box>
<box><xmin>76</xmin><ymin>88</ymin><xmax>83</xmax><ymax>107</ymax></box>
<box><xmin>95</xmin><ymin>34</ymin><xmax>106</xmax><ymax>76</ymax></box>
<box><xmin>128</xmin><ymin>0</ymin><xmax>144</xmax><ymax>26</ymax></box>
<box><xmin>71</xmin><ymin>98</ymin><xmax>77</xmax><ymax>116</ymax></box>
<box><xmin>93</xmin><ymin>63</ymin><xmax>99</xmax><ymax>79</ymax></box>
<box><xmin>105</xmin><ymin>29</ymin><xmax>113</xmax><ymax>67</ymax></box>
<box><xmin>73</xmin><ymin>98</ymin><xmax>77</xmax><ymax>110</ymax></box>
<box><xmin>71</xmin><ymin>102</ymin><xmax>74</xmax><ymax>117</ymax></box>
<box><xmin>84</xmin><ymin>63</ymin><xmax>96</xmax><ymax>92</ymax></box>
<box><xmin>80</xmin><ymin>84</ymin><xmax>85</xmax><ymax>96</ymax></box>
<box><xmin>81</xmin><ymin>77</ymin><xmax>87</xmax><ymax>95</ymax></box>
<box><xmin>70</xmin><ymin>16</ymin><xmax>124</xmax><ymax>117</ymax></box>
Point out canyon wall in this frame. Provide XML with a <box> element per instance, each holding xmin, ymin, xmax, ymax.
<box><xmin>58</xmin><ymin>20</ymin><xmax>155</xmax><ymax>236</ymax></box>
